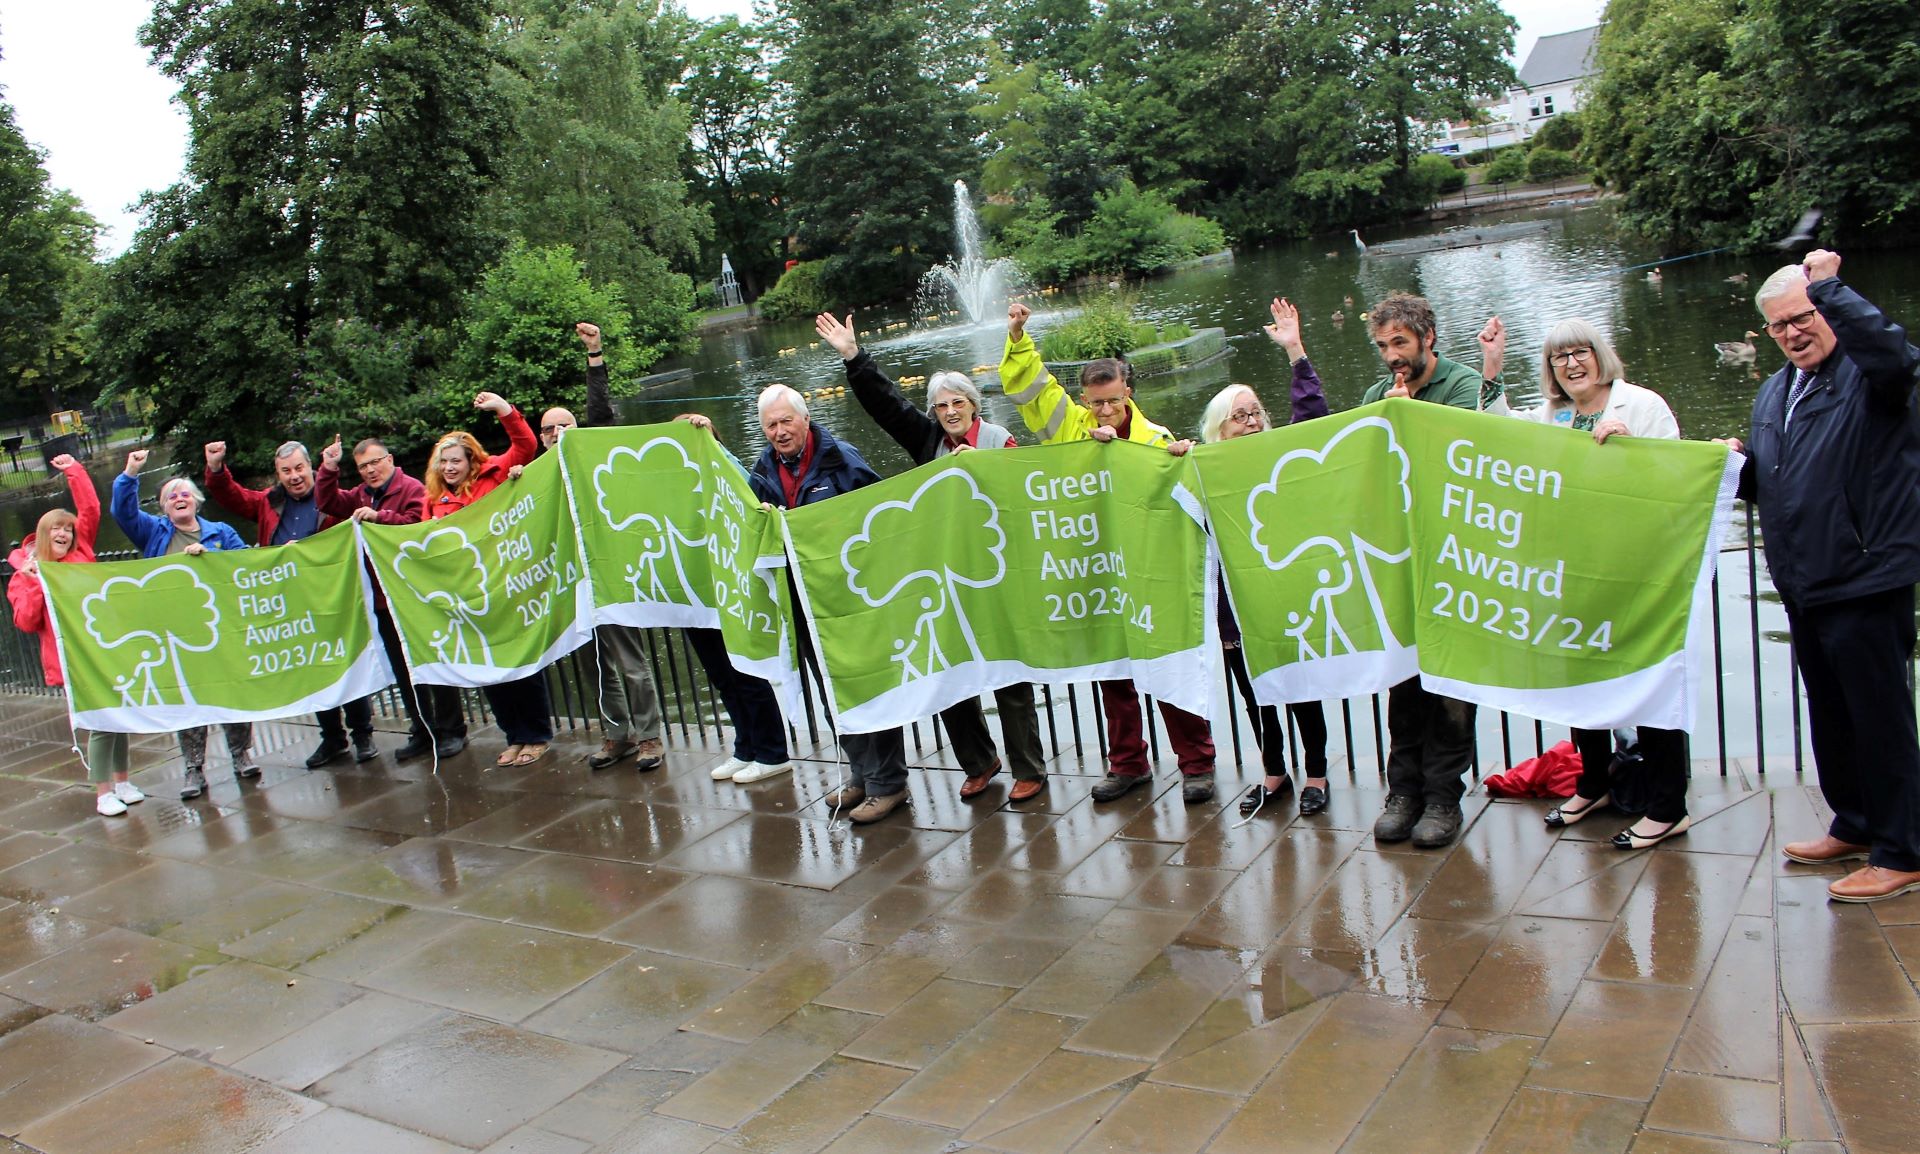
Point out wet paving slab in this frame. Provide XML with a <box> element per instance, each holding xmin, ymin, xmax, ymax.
<box><xmin>0</xmin><ymin>709</ymin><xmax>1915</xmax><ymax>1152</ymax></box>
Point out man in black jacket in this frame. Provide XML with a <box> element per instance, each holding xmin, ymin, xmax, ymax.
<box><xmin>815</xmin><ymin>312</ymin><xmax>1050</xmax><ymax>803</ymax></box>
<box><xmin>1726</xmin><ymin>249</ymin><xmax>1920</xmax><ymax>902</ymax></box>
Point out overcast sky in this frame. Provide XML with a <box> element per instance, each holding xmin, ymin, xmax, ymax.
<box><xmin>1</xmin><ymin>0</ymin><xmax>1605</xmax><ymax>254</ymax></box>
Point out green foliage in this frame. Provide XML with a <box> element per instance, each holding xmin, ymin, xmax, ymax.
<box><xmin>1524</xmin><ymin>147</ymin><xmax>1581</xmax><ymax>184</ymax></box>
<box><xmin>775</xmin><ymin>0</ymin><xmax>977</xmax><ymax>304</ymax></box>
<box><xmin>1000</xmin><ymin>181</ymin><xmax>1226</xmax><ymax>283</ymax></box>
<box><xmin>1160</xmin><ymin>321</ymin><xmax>1194</xmax><ymax>342</ymax></box>
<box><xmin>0</xmin><ymin>89</ymin><xmax>100</xmax><ymax>419</ymax></box>
<box><xmin>296</xmin><ymin>319</ymin><xmax>439</xmax><ymax>450</ymax></box>
<box><xmin>445</xmin><ymin>243</ymin><xmax>636</xmax><ymax>423</ymax></box>
<box><xmin>1039</xmin><ymin>293</ymin><xmax>1138</xmax><ymax>361</ymax></box>
<box><xmin>1530</xmin><ymin>111</ymin><xmax>1584</xmax><ymax>153</ymax></box>
<box><xmin>679</xmin><ymin>17</ymin><xmax>789</xmax><ymax>299</ymax></box>
<box><xmin>1410</xmin><ymin>153</ymin><xmax>1468</xmax><ymax>200</ymax></box>
<box><xmin>1584</xmin><ymin>0</ymin><xmax>1920</xmax><ymax>248</ymax></box>
<box><xmin>96</xmin><ymin>0</ymin><xmax>512</xmax><ymax>471</ymax></box>
<box><xmin>1484</xmin><ymin>147</ymin><xmax>1529</xmax><ymax>184</ymax></box>
<box><xmin>755</xmin><ymin>261</ymin><xmax>833</xmax><ymax>321</ymax></box>
<box><xmin>490</xmin><ymin>0</ymin><xmax>707</xmax><ymax>362</ymax></box>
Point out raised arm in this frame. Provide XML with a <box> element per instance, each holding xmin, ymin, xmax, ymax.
<box><xmin>475</xmin><ymin>391</ymin><xmax>540</xmax><ymax>469</ymax></box>
<box><xmin>579</xmin><ymin>322</ymin><xmax>614</xmax><ymax>427</ymax></box>
<box><xmin>54</xmin><ymin>455</ymin><xmax>101</xmax><ymax>550</ymax></box>
<box><xmin>1805</xmin><ymin>253</ymin><xmax>1920</xmax><ymax>413</ymax></box>
<box><xmin>313</xmin><ymin>436</ymin><xmax>363</xmax><ymax>520</ymax></box>
<box><xmin>110</xmin><ymin>452</ymin><xmax>163</xmax><ymax>553</ymax></box>
<box><xmin>202</xmin><ymin>441</ymin><xmax>270</xmax><ymax>523</ymax></box>
<box><xmin>818</xmin><ymin>312</ymin><xmax>940</xmax><ymax>457</ymax></box>
<box><xmin>998</xmin><ymin>303</ymin><xmax>1080</xmax><ymax>443</ymax></box>
<box><xmin>1264</xmin><ymin>298</ymin><xmax>1330</xmax><ymax>425</ymax></box>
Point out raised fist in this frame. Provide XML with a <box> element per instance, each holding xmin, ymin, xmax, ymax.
<box><xmin>1008</xmin><ymin>302</ymin><xmax>1032</xmax><ymax>341</ymax></box>
<box><xmin>204</xmin><ymin>441</ymin><xmax>227</xmax><ymax>470</ymax></box>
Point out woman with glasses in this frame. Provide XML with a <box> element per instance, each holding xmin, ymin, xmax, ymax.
<box><xmin>1177</xmin><ymin>298</ymin><xmax>1336</xmax><ymax>818</ymax></box>
<box><xmin>425</xmin><ymin>392</ymin><xmax>551</xmax><ymax>766</ymax></box>
<box><xmin>1517</xmin><ymin>320</ymin><xmax>1691</xmax><ymax>849</ymax></box>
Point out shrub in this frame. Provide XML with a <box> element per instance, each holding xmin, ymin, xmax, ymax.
<box><xmin>1409</xmin><ymin>153</ymin><xmax>1468</xmax><ymax>202</ymax></box>
<box><xmin>1159</xmin><ymin>321</ymin><xmax>1194</xmax><ymax>342</ymax></box>
<box><xmin>1525</xmin><ymin>147</ymin><xmax>1581</xmax><ymax>184</ymax></box>
<box><xmin>1040</xmin><ymin>292</ymin><xmax>1141</xmax><ymax>361</ymax></box>
<box><xmin>755</xmin><ymin>260</ymin><xmax>833</xmax><ymax>320</ymax></box>
<box><xmin>1485</xmin><ymin>147</ymin><xmax>1529</xmax><ymax>184</ymax></box>
<box><xmin>1530</xmin><ymin>111</ymin><xmax>1584</xmax><ymax>153</ymax></box>
<box><xmin>1004</xmin><ymin>183</ymin><xmax>1227</xmax><ymax>282</ymax></box>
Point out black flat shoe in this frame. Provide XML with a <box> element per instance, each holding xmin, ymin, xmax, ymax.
<box><xmin>1238</xmin><ymin>781</ymin><xmax>1293</xmax><ymax>817</ymax></box>
<box><xmin>1611</xmin><ymin>815</ymin><xmax>1691</xmax><ymax>850</ymax></box>
<box><xmin>1298</xmin><ymin>785</ymin><xmax>1329</xmax><ymax>816</ymax></box>
<box><xmin>1546</xmin><ymin>792</ymin><xmax>1611</xmax><ymax>828</ymax></box>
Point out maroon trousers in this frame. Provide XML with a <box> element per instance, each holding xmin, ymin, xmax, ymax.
<box><xmin>1100</xmin><ymin>680</ymin><xmax>1215</xmax><ymax>777</ymax></box>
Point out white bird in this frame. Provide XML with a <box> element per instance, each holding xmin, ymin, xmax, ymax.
<box><xmin>1350</xmin><ymin>229</ymin><xmax>1367</xmax><ymax>254</ymax></box>
<box><xmin>1775</xmin><ymin>208</ymin><xmax>1823</xmax><ymax>250</ymax></box>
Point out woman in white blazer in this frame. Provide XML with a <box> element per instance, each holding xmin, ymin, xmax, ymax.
<box><xmin>1519</xmin><ymin>319</ymin><xmax>1693</xmax><ymax>849</ymax></box>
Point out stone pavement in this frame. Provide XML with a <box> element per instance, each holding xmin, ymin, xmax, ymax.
<box><xmin>0</xmin><ymin>694</ymin><xmax>1912</xmax><ymax>1153</ymax></box>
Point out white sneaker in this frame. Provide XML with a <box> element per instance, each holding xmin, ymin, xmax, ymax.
<box><xmin>731</xmin><ymin>761</ymin><xmax>793</xmax><ymax>784</ymax></box>
<box><xmin>96</xmin><ymin>793</ymin><xmax>129</xmax><ymax>817</ymax></box>
<box><xmin>709</xmin><ymin>755</ymin><xmax>754</xmax><ymax>781</ymax></box>
<box><xmin>113</xmin><ymin>781</ymin><xmax>146</xmax><ymax>805</ymax></box>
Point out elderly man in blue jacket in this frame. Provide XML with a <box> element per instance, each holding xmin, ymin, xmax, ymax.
<box><xmin>1725</xmin><ymin>249</ymin><xmax>1920</xmax><ymax>903</ymax></box>
<box><xmin>748</xmin><ymin>384</ymin><xmax>911</xmax><ymax>823</ymax></box>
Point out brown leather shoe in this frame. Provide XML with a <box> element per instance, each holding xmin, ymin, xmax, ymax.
<box><xmin>849</xmin><ymin>790</ymin><xmax>909</xmax><ymax>824</ymax></box>
<box><xmin>822</xmin><ymin>784</ymin><xmax>866</xmax><ymax>809</ymax></box>
<box><xmin>1783</xmin><ymin>835</ymin><xmax>1871</xmax><ymax>865</ymax></box>
<box><xmin>1827</xmin><ymin>864</ymin><xmax>1920</xmax><ymax>903</ymax></box>
<box><xmin>959</xmin><ymin>759</ymin><xmax>1002</xmax><ymax>800</ymax></box>
<box><xmin>1009</xmin><ymin>777</ymin><xmax>1048</xmax><ymax>802</ymax></box>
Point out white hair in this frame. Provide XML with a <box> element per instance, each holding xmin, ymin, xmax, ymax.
<box><xmin>275</xmin><ymin>440</ymin><xmax>310</xmax><ymax>463</ymax></box>
<box><xmin>926</xmin><ymin>371</ymin><xmax>981</xmax><ymax>410</ymax></box>
<box><xmin>1198</xmin><ymin>384</ymin><xmax>1261</xmax><ymax>444</ymax></box>
<box><xmin>757</xmin><ymin>383</ymin><xmax>808</xmax><ymax>421</ymax></box>
<box><xmin>159</xmin><ymin>477</ymin><xmax>204</xmax><ymax>505</ymax></box>
<box><xmin>1755</xmin><ymin>264</ymin><xmax>1807</xmax><ymax>313</ymax></box>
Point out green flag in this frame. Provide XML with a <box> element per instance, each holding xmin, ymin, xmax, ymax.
<box><xmin>41</xmin><ymin>524</ymin><xmax>391</xmax><ymax>732</ymax></box>
<box><xmin>556</xmin><ymin>422</ymin><xmax>799</xmax><ymax>698</ymax></box>
<box><xmin>784</xmin><ymin>439</ymin><xmax>1215</xmax><ymax>734</ymax></box>
<box><xmin>1193</xmin><ymin>400</ymin><xmax>1740</xmax><ymax>731</ymax></box>
<box><xmin>359</xmin><ymin>452</ymin><xmax>591</xmax><ymax>687</ymax></box>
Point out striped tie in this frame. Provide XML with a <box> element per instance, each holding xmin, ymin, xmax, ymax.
<box><xmin>1785</xmin><ymin>367</ymin><xmax>1818</xmax><ymax>428</ymax></box>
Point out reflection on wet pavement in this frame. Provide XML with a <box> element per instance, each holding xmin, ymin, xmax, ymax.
<box><xmin>0</xmin><ymin>713</ymin><xmax>1911</xmax><ymax>1153</ymax></box>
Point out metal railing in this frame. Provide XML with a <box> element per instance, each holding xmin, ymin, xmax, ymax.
<box><xmin>0</xmin><ymin>506</ymin><xmax>1886</xmax><ymax>779</ymax></box>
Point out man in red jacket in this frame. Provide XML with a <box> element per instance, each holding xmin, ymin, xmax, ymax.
<box><xmin>314</xmin><ymin>435</ymin><xmax>439</xmax><ymax>760</ymax></box>
<box><xmin>206</xmin><ymin>439</ymin><xmax>380</xmax><ymax>767</ymax></box>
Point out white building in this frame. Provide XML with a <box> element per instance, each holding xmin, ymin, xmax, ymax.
<box><xmin>1508</xmin><ymin>25</ymin><xmax>1601</xmax><ymax>134</ymax></box>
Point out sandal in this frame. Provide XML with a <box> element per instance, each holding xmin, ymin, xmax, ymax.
<box><xmin>511</xmin><ymin>743</ymin><xmax>550</xmax><ymax>766</ymax></box>
<box><xmin>495</xmin><ymin>745</ymin><xmax>524</xmax><ymax>767</ymax></box>
<box><xmin>1545</xmin><ymin>792</ymin><xmax>1611</xmax><ymax>828</ymax></box>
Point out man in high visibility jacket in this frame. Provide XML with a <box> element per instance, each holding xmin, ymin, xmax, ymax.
<box><xmin>996</xmin><ymin>302</ymin><xmax>1218</xmax><ymax>804</ymax></box>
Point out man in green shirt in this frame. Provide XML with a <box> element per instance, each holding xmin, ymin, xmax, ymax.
<box><xmin>1363</xmin><ymin>292</ymin><xmax>1506</xmax><ymax>848</ymax></box>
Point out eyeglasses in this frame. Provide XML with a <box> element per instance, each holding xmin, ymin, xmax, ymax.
<box><xmin>1548</xmin><ymin>347</ymin><xmax>1595</xmax><ymax>367</ymax></box>
<box><xmin>930</xmin><ymin>399</ymin><xmax>972</xmax><ymax>413</ymax></box>
<box><xmin>1228</xmin><ymin>407</ymin><xmax>1267</xmax><ymax>427</ymax></box>
<box><xmin>540</xmin><ymin>424</ymin><xmax>574</xmax><ymax>436</ymax></box>
<box><xmin>1764</xmin><ymin>309</ymin><xmax>1819</xmax><ymax>337</ymax></box>
<box><xmin>355</xmin><ymin>454</ymin><xmax>391</xmax><ymax>473</ymax></box>
<box><xmin>1083</xmin><ymin>396</ymin><xmax>1127</xmax><ymax>412</ymax></box>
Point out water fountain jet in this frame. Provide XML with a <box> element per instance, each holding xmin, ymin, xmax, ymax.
<box><xmin>917</xmin><ymin>180</ymin><xmax>1030</xmax><ymax>327</ymax></box>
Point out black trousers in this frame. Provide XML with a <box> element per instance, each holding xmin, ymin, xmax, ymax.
<box><xmin>483</xmin><ymin>673</ymin><xmax>553</xmax><ymax>746</ymax></box>
<box><xmin>315</xmin><ymin>697</ymin><xmax>373</xmax><ymax>746</ymax></box>
<box><xmin>374</xmin><ymin>599</ymin><xmax>437</xmax><ymax>740</ymax></box>
<box><xmin>1223</xmin><ymin>644</ymin><xmax>1329</xmax><ymax>778</ymax></box>
<box><xmin>1571</xmin><ymin>726</ymin><xmax>1690</xmax><ymax>823</ymax></box>
<box><xmin>1384</xmin><ymin>677</ymin><xmax>1475</xmax><ymax>806</ymax></box>
<box><xmin>1785</xmin><ymin>585</ymin><xmax>1920</xmax><ymax>872</ymax></box>
<box><xmin>940</xmin><ymin>685</ymin><xmax>1046</xmax><ymax>781</ymax></box>
<box><xmin>684</xmin><ymin>628</ymin><xmax>789</xmax><ymax>764</ymax></box>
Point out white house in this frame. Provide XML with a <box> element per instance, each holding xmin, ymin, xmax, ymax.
<box><xmin>1509</xmin><ymin>25</ymin><xmax>1601</xmax><ymax>134</ymax></box>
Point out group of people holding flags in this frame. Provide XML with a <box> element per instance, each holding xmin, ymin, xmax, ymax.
<box><xmin>10</xmin><ymin>248</ymin><xmax>1920</xmax><ymax>903</ymax></box>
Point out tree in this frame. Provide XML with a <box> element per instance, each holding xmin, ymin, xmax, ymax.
<box><xmin>95</xmin><ymin>0</ymin><xmax>512</xmax><ymax>469</ymax></box>
<box><xmin>1485</xmin><ymin>147</ymin><xmax>1529</xmax><ymax>185</ymax></box>
<box><xmin>775</xmin><ymin>0</ymin><xmax>976</xmax><ymax>304</ymax></box>
<box><xmin>679</xmin><ymin>17</ymin><xmax>788</xmax><ymax>299</ymax></box>
<box><xmin>1525</xmin><ymin>147</ymin><xmax>1580</xmax><ymax>186</ymax></box>
<box><xmin>0</xmin><ymin>75</ymin><xmax>99</xmax><ymax>419</ymax></box>
<box><xmin>491</xmin><ymin>0</ymin><xmax>707</xmax><ymax>350</ymax></box>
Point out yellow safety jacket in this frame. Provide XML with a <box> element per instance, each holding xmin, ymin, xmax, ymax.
<box><xmin>998</xmin><ymin>333</ymin><xmax>1174</xmax><ymax>447</ymax></box>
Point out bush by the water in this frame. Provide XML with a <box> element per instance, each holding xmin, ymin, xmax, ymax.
<box><xmin>756</xmin><ymin>261</ymin><xmax>833</xmax><ymax>320</ymax></box>
<box><xmin>1001</xmin><ymin>180</ymin><xmax>1227</xmax><ymax>285</ymax></box>
<box><xmin>1484</xmin><ymin>147</ymin><xmax>1529</xmax><ymax>184</ymax></box>
<box><xmin>1525</xmin><ymin>147</ymin><xmax>1581</xmax><ymax>184</ymax></box>
<box><xmin>1040</xmin><ymin>294</ymin><xmax>1198</xmax><ymax>361</ymax></box>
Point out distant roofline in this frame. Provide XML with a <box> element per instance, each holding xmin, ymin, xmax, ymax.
<box><xmin>1515</xmin><ymin>24</ymin><xmax>1602</xmax><ymax>90</ymax></box>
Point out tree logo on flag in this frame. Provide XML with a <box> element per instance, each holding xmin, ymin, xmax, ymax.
<box><xmin>1247</xmin><ymin>416</ymin><xmax>1414</xmax><ymax>661</ymax></box>
<box><xmin>840</xmin><ymin>468</ymin><xmax>1005</xmax><ymax>684</ymax></box>
<box><xmin>392</xmin><ymin>528</ymin><xmax>493</xmax><ymax>666</ymax></box>
<box><xmin>81</xmin><ymin>565</ymin><xmax>221</xmax><ymax>706</ymax></box>
<box><xmin>594</xmin><ymin>438</ymin><xmax>711</xmax><ymax>606</ymax></box>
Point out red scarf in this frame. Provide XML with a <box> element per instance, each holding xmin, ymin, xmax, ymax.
<box><xmin>777</xmin><ymin>428</ymin><xmax>818</xmax><ymax>508</ymax></box>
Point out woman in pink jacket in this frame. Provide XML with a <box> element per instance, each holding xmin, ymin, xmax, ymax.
<box><xmin>6</xmin><ymin>454</ymin><xmax>145</xmax><ymax>816</ymax></box>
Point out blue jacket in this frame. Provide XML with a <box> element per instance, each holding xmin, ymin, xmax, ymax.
<box><xmin>748</xmin><ymin>421</ymin><xmax>881</xmax><ymax>509</ymax></box>
<box><xmin>1741</xmin><ymin>276</ymin><xmax>1920</xmax><ymax>607</ymax></box>
<box><xmin>111</xmin><ymin>473</ymin><xmax>248</xmax><ymax>558</ymax></box>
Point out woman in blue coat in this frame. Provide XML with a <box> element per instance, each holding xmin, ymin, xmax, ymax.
<box><xmin>111</xmin><ymin>448</ymin><xmax>258</xmax><ymax>800</ymax></box>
